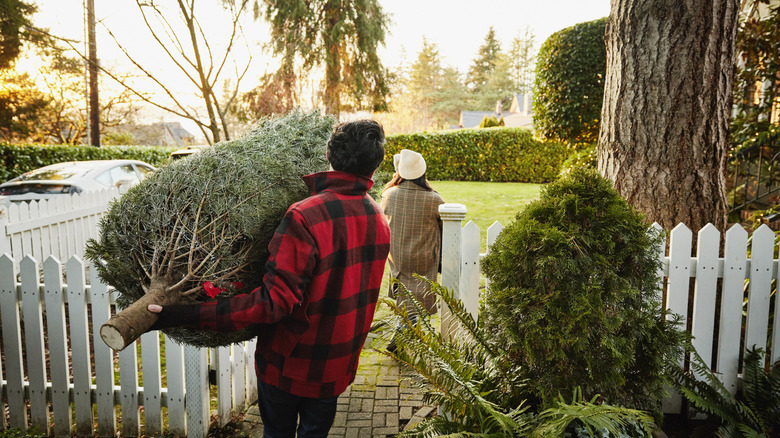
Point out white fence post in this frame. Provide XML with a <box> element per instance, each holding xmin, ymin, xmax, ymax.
<box><xmin>91</xmin><ymin>265</ymin><xmax>117</xmax><ymax>436</ymax></box>
<box><xmin>66</xmin><ymin>256</ymin><xmax>95</xmax><ymax>436</ymax></box>
<box><xmin>718</xmin><ymin>224</ymin><xmax>748</xmax><ymax>394</ymax></box>
<box><xmin>185</xmin><ymin>345</ymin><xmax>211</xmax><ymax>438</ymax></box>
<box><xmin>439</xmin><ymin>203</ymin><xmax>467</xmax><ymax>339</ymax></box>
<box><xmin>460</xmin><ymin>221</ymin><xmax>481</xmax><ymax>319</ymax></box>
<box><xmin>20</xmin><ymin>256</ymin><xmax>50</xmax><ymax>434</ymax></box>
<box><xmin>691</xmin><ymin>224</ymin><xmax>720</xmax><ymax>373</ymax></box>
<box><xmin>0</xmin><ymin>206</ymin><xmax>10</xmax><ymax>257</ymax></box>
<box><xmin>0</xmin><ymin>254</ymin><xmax>26</xmax><ymax>430</ymax></box>
<box><xmin>43</xmin><ymin>256</ymin><xmax>73</xmax><ymax>437</ymax></box>
<box><xmin>745</xmin><ymin>225</ymin><xmax>774</xmax><ymax>354</ymax></box>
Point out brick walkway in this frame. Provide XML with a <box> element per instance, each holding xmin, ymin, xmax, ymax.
<box><xmin>237</xmin><ymin>331</ymin><xmax>435</xmax><ymax>437</ymax></box>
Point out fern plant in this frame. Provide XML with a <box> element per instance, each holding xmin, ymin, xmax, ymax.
<box><xmin>670</xmin><ymin>345</ymin><xmax>780</xmax><ymax>437</ymax></box>
<box><xmin>376</xmin><ymin>278</ymin><xmax>657</xmax><ymax>437</ymax></box>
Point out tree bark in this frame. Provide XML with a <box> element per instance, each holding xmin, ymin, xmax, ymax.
<box><xmin>598</xmin><ymin>0</ymin><xmax>739</xmax><ymax>232</ymax></box>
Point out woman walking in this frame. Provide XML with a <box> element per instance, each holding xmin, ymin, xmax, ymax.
<box><xmin>381</xmin><ymin>149</ymin><xmax>444</xmax><ymax>351</ymax></box>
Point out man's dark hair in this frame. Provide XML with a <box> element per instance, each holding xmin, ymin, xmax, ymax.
<box><xmin>327</xmin><ymin>119</ymin><xmax>385</xmax><ymax>177</ymax></box>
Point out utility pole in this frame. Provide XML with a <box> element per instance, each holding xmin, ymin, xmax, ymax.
<box><xmin>87</xmin><ymin>0</ymin><xmax>100</xmax><ymax>146</ymax></box>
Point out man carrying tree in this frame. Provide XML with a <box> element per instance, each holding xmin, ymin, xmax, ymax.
<box><xmin>146</xmin><ymin>119</ymin><xmax>391</xmax><ymax>437</ymax></box>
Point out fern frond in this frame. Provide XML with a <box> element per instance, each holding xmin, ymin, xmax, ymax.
<box><xmin>531</xmin><ymin>389</ymin><xmax>655</xmax><ymax>437</ymax></box>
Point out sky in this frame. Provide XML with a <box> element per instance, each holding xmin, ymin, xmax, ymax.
<box><xmin>28</xmin><ymin>0</ymin><xmax>611</xmax><ymax>132</ymax></box>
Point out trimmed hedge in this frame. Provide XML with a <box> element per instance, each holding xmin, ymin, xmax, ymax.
<box><xmin>532</xmin><ymin>18</ymin><xmax>606</xmax><ymax>144</ymax></box>
<box><xmin>0</xmin><ymin>143</ymin><xmax>177</xmax><ymax>182</ymax></box>
<box><xmin>382</xmin><ymin>127</ymin><xmax>568</xmax><ymax>183</ymax></box>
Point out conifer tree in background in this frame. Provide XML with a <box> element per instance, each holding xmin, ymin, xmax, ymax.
<box><xmin>466</xmin><ymin>26</ymin><xmax>502</xmax><ymax>92</ymax></box>
<box><xmin>0</xmin><ymin>0</ymin><xmax>43</xmax><ymax>69</ymax></box>
<box><xmin>261</xmin><ymin>0</ymin><xmax>390</xmax><ymax>116</ymax></box>
<box><xmin>85</xmin><ymin>110</ymin><xmax>334</xmax><ymax>350</ymax></box>
<box><xmin>508</xmin><ymin>27</ymin><xmax>537</xmax><ymax>95</ymax></box>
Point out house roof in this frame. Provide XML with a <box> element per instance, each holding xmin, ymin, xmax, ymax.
<box><xmin>502</xmin><ymin>113</ymin><xmax>533</xmax><ymax>128</ymax></box>
<box><xmin>459</xmin><ymin>111</ymin><xmax>499</xmax><ymax>128</ymax></box>
<box><xmin>509</xmin><ymin>93</ymin><xmax>533</xmax><ymax>114</ymax></box>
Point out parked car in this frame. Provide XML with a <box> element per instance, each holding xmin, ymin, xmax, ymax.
<box><xmin>0</xmin><ymin>160</ymin><xmax>156</xmax><ymax>203</ymax></box>
<box><xmin>169</xmin><ymin>145</ymin><xmax>209</xmax><ymax>161</ymax></box>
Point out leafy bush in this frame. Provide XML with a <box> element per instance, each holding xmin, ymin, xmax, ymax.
<box><xmin>730</xmin><ymin>2</ymin><xmax>780</xmax><ymax>155</ymax></box>
<box><xmin>0</xmin><ymin>427</ymin><xmax>46</xmax><ymax>438</ymax></box>
<box><xmin>479</xmin><ymin>115</ymin><xmax>505</xmax><ymax>128</ymax></box>
<box><xmin>532</xmin><ymin>18</ymin><xmax>606</xmax><ymax>144</ymax></box>
<box><xmin>560</xmin><ymin>144</ymin><xmax>598</xmax><ymax>176</ymax></box>
<box><xmin>481</xmin><ymin>168</ymin><xmax>686</xmax><ymax>415</ymax></box>
<box><xmin>376</xmin><ymin>280</ymin><xmax>657</xmax><ymax>437</ymax></box>
<box><xmin>0</xmin><ymin>143</ymin><xmax>177</xmax><ymax>182</ymax></box>
<box><xmin>381</xmin><ymin>128</ymin><xmax>568</xmax><ymax>183</ymax></box>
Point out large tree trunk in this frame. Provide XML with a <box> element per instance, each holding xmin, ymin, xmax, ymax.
<box><xmin>598</xmin><ymin>0</ymin><xmax>740</xmax><ymax>232</ymax></box>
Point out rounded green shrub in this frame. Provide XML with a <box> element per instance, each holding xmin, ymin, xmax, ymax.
<box><xmin>532</xmin><ymin>18</ymin><xmax>606</xmax><ymax>144</ymax></box>
<box><xmin>479</xmin><ymin>115</ymin><xmax>505</xmax><ymax>128</ymax></box>
<box><xmin>481</xmin><ymin>168</ymin><xmax>685</xmax><ymax>415</ymax></box>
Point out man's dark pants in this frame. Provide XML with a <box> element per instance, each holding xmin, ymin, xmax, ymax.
<box><xmin>257</xmin><ymin>380</ymin><xmax>339</xmax><ymax>438</ymax></box>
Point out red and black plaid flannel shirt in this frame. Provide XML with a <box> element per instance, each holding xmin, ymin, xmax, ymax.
<box><xmin>192</xmin><ymin>171</ymin><xmax>390</xmax><ymax>398</ymax></box>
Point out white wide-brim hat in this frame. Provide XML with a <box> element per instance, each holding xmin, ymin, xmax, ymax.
<box><xmin>398</xmin><ymin>149</ymin><xmax>426</xmax><ymax>180</ymax></box>
<box><xmin>393</xmin><ymin>153</ymin><xmax>401</xmax><ymax>172</ymax></box>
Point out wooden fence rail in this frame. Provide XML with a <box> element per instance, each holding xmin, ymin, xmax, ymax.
<box><xmin>438</xmin><ymin>203</ymin><xmax>780</xmax><ymax>414</ymax></box>
<box><xmin>0</xmin><ymin>254</ymin><xmax>257</xmax><ymax>437</ymax></box>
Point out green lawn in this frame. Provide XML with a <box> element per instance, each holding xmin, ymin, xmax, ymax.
<box><xmin>431</xmin><ymin>180</ymin><xmax>543</xmax><ymax>242</ymax></box>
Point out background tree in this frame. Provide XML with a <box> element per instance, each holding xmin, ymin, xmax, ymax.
<box><xmin>0</xmin><ymin>0</ymin><xmax>44</xmax><ymax>69</ymax></box>
<box><xmin>231</xmin><ymin>66</ymin><xmax>298</xmax><ymax>122</ymax></box>
<box><xmin>465</xmin><ymin>26</ymin><xmax>502</xmax><ymax>93</ymax></box>
<box><xmin>430</xmin><ymin>66</ymin><xmax>470</xmax><ymax>125</ymax></box>
<box><xmin>598</xmin><ymin>0</ymin><xmax>739</xmax><ymax>232</ymax></box>
<box><xmin>474</xmin><ymin>53</ymin><xmax>516</xmax><ymax>111</ymax></box>
<box><xmin>0</xmin><ymin>70</ymin><xmax>50</xmax><ymax>141</ymax></box>
<box><xmin>407</xmin><ymin>38</ymin><xmax>443</xmax><ymax>112</ymax></box>
<box><xmin>532</xmin><ymin>18</ymin><xmax>606</xmax><ymax>144</ymax></box>
<box><xmin>0</xmin><ymin>46</ymin><xmax>139</xmax><ymax>144</ymax></box>
<box><xmin>96</xmin><ymin>0</ymin><xmax>253</xmax><ymax>144</ymax></box>
<box><xmin>507</xmin><ymin>27</ymin><xmax>537</xmax><ymax>95</ymax></box>
<box><xmin>262</xmin><ymin>0</ymin><xmax>390</xmax><ymax>117</ymax></box>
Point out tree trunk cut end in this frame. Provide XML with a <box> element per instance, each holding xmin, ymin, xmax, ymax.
<box><xmin>100</xmin><ymin>324</ymin><xmax>128</xmax><ymax>351</ymax></box>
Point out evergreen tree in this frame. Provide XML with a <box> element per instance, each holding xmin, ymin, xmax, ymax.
<box><xmin>466</xmin><ymin>27</ymin><xmax>502</xmax><ymax>92</ymax></box>
<box><xmin>262</xmin><ymin>0</ymin><xmax>390</xmax><ymax>117</ymax></box>
<box><xmin>86</xmin><ymin>110</ymin><xmax>334</xmax><ymax>350</ymax></box>
<box><xmin>431</xmin><ymin>66</ymin><xmax>471</xmax><ymax>125</ymax></box>
<box><xmin>475</xmin><ymin>53</ymin><xmax>516</xmax><ymax>111</ymax></box>
<box><xmin>408</xmin><ymin>38</ymin><xmax>443</xmax><ymax>111</ymax></box>
<box><xmin>0</xmin><ymin>0</ymin><xmax>41</xmax><ymax>69</ymax></box>
<box><xmin>508</xmin><ymin>27</ymin><xmax>537</xmax><ymax>94</ymax></box>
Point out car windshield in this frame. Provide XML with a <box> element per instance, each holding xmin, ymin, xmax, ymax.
<box><xmin>0</xmin><ymin>183</ymin><xmax>76</xmax><ymax>196</ymax></box>
<box><xmin>18</xmin><ymin>163</ymin><xmax>103</xmax><ymax>181</ymax></box>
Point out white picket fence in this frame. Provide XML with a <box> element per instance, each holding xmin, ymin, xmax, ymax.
<box><xmin>0</xmin><ymin>189</ymin><xmax>120</xmax><ymax>263</ymax></box>
<box><xmin>0</xmin><ymin>190</ymin><xmax>259</xmax><ymax>437</ymax></box>
<box><xmin>438</xmin><ymin>203</ymin><xmax>780</xmax><ymax>414</ymax></box>
<box><xmin>0</xmin><ymin>254</ymin><xmax>258</xmax><ymax>437</ymax></box>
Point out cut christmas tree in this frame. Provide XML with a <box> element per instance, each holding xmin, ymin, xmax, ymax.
<box><xmin>85</xmin><ymin>109</ymin><xmax>335</xmax><ymax>351</ymax></box>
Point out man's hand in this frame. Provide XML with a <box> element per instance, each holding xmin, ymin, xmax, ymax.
<box><xmin>147</xmin><ymin>304</ymin><xmax>198</xmax><ymax>331</ymax></box>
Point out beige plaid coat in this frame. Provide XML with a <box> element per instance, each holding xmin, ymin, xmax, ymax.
<box><xmin>381</xmin><ymin>182</ymin><xmax>444</xmax><ymax>314</ymax></box>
